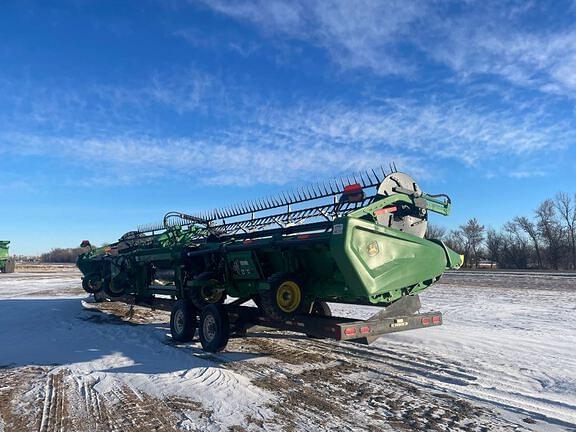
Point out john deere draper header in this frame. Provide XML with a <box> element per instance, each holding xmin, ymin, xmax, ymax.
<box><xmin>77</xmin><ymin>166</ymin><xmax>462</xmax><ymax>320</ymax></box>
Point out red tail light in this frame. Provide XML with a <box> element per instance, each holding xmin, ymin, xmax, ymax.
<box><xmin>421</xmin><ymin>317</ymin><xmax>431</xmax><ymax>326</ymax></box>
<box><xmin>360</xmin><ymin>326</ymin><xmax>371</xmax><ymax>334</ymax></box>
<box><xmin>344</xmin><ymin>327</ymin><xmax>356</xmax><ymax>336</ymax></box>
<box><xmin>432</xmin><ymin>315</ymin><xmax>441</xmax><ymax>324</ymax></box>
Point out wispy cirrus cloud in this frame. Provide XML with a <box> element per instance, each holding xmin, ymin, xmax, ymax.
<box><xmin>2</xmin><ymin>92</ymin><xmax>572</xmax><ymax>186</ymax></box>
<box><xmin>196</xmin><ymin>0</ymin><xmax>576</xmax><ymax>97</ymax></box>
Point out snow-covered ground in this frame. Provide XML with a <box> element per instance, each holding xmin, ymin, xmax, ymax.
<box><xmin>0</xmin><ymin>269</ymin><xmax>574</xmax><ymax>431</ymax></box>
<box><xmin>331</xmin><ymin>271</ymin><xmax>576</xmax><ymax>430</ymax></box>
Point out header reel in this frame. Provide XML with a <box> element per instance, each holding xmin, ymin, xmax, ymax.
<box><xmin>133</xmin><ymin>164</ymin><xmax>449</xmax><ymax>241</ymax></box>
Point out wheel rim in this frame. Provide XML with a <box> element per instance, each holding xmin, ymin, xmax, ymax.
<box><xmin>276</xmin><ymin>281</ymin><xmax>302</xmax><ymax>313</ymax></box>
<box><xmin>200</xmin><ymin>280</ymin><xmax>224</xmax><ymax>303</ymax></box>
<box><xmin>174</xmin><ymin>309</ymin><xmax>185</xmax><ymax>335</ymax></box>
<box><xmin>203</xmin><ymin>314</ymin><xmax>217</xmax><ymax>343</ymax></box>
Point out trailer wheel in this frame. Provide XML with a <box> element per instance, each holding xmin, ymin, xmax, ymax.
<box><xmin>199</xmin><ymin>304</ymin><xmax>230</xmax><ymax>353</ymax></box>
<box><xmin>82</xmin><ymin>277</ymin><xmax>103</xmax><ymax>294</ymax></box>
<box><xmin>188</xmin><ymin>272</ymin><xmax>226</xmax><ymax>309</ymax></box>
<box><xmin>306</xmin><ymin>300</ymin><xmax>332</xmax><ymax>338</ymax></box>
<box><xmin>310</xmin><ymin>300</ymin><xmax>331</xmax><ymax>317</ymax></box>
<box><xmin>170</xmin><ymin>300</ymin><xmax>198</xmax><ymax>343</ymax></box>
<box><xmin>260</xmin><ymin>273</ymin><xmax>311</xmax><ymax>320</ymax></box>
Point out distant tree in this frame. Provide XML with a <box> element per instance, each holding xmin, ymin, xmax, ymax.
<box><xmin>501</xmin><ymin>222</ymin><xmax>530</xmax><ymax>268</ymax></box>
<box><xmin>444</xmin><ymin>230</ymin><xmax>465</xmax><ymax>255</ymax></box>
<box><xmin>514</xmin><ymin>216</ymin><xmax>543</xmax><ymax>269</ymax></box>
<box><xmin>535</xmin><ymin>200</ymin><xmax>564</xmax><ymax>270</ymax></box>
<box><xmin>40</xmin><ymin>248</ymin><xmax>84</xmax><ymax>263</ymax></box>
<box><xmin>554</xmin><ymin>192</ymin><xmax>576</xmax><ymax>269</ymax></box>
<box><xmin>425</xmin><ymin>223</ymin><xmax>447</xmax><ymax>240</ymax></box>
<box><xmin>485</xmin><ymin>228</ymin><xmax>503</xmax><ymax>268</ymax></box>
<box><xmin>458</xmin><ymin>218</ymin><xmax>484</xmax><ymax>268</ymax></box>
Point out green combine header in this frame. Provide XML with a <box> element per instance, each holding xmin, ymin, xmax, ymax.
<box><xmin>0</xmin><ymin>241</ymin><xmax>15</xmax><ymax>273</ymax></box>
<box><xmin>77</xmin><ymin>167</ymin><xmax>462</xmax><ymax>351</ymax></box>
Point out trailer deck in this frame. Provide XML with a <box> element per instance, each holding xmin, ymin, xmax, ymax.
<box><xmin>97</xmin><ymin>293</ymin><xmax>442</xmax><ymax>351</ymax></box>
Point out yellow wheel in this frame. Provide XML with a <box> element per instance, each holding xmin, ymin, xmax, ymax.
<box><xmin>189</xmin><ymin>272</ymin><xmax>226</xmax><ymax>309</ymax></box>
<box><xmin>276</xmin><ymin>281</ymin><xmax>302</xmax><ymax>313</ymax></box>
<box><xmin>260</xmin><ymin>273</ymin><xmax>311</xmax><ymax>319</ymax></box>
<box><xmin>200</xmin><ymin>281</ymin><xmax>225</xmax><ymax>303</ymax></box>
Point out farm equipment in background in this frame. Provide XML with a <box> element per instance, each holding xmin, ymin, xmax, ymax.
<box><xmin>0</xmin><ymin>241</ymin><xmax>15</xmax><ymax>273</ymax></box>
<box><xmin>77</xmin><ymin>167</ymin><xmax>463</xmax><ymax>352</ymax></box>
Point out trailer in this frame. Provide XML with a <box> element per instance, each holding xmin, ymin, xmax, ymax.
<box><xmin>97</xmin><ymin>292</ymin><xmax>441</xmax><ymax>352</ymax></box>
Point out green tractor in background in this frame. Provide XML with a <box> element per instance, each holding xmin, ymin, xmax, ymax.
<box><xmin>0</xmin><ymin>241</ymin><xmax>15</xmax><ymax>273</ymax></box>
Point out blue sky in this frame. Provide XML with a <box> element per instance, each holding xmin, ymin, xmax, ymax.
<box><xmin>1</xmin><ymin>0</ymin><xmax>576</xmax><ymax>255</ymax></box>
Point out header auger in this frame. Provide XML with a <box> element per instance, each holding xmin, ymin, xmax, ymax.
<box><xmin>77</xmin><ymin>166</ymin><xmax>462</xmax><ymax>352</ymax></box>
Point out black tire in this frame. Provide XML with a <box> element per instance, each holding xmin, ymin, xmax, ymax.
<box><xmin>199</xmin><ymin>304</ymin><xmax>230</xmax><ymax>353</ymax></box>
<box><xmin>306</xmin><ymin>300</ymin><xmax>332</xmax><ymax>338</ymax></box>
<box><xmin>259</xmin><ymin>273</ymin><xmax>312</xmax><ymax>320</ymax></box>
<box><xmin>102</xmin><ymin>276</ymin><xmax>123</xmax><ymax>297</ymax></box>
<box><xmin>170</xmin><ymin>300</ymin><xmax>198</xmax><ymax>342</ymax></box>
<box><xmin>310</xmin><ymin>300</ymin><xmax>331</xmax><ymax>317</ymax></box>
<box><xmin>82</xmin><ymin>276</ymin><xmax>103</xmax><ymax>294</ymax></box>
<box><xmin>188</xmin><ymin>272</ymin><xmax>226</xmax><ymax>309</ymax></box>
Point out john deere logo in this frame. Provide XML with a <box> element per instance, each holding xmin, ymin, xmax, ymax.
<box><xmin>367</xmin><ymin>241</ymin><xmax>379</xmax><ymax>257</ymax></box>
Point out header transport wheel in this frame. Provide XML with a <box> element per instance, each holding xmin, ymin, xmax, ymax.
<box><xmin>170</xmin><ymin>300</ymin><xmax>198</xmax><ymax>343</ymax></box>
<box><xmin>260</xmin><ymin>273</ymin><xmax>312</xmax><ymax>320</ymax></box>
<box><xmin>189</xmin><ymin>272</ymin><xmax>227</xmax><ymax>309</ymax></box>
<box><xmin>199</xmin><ymin>304</ymin><xmax>230</xmax><ymax>353</ymax></box>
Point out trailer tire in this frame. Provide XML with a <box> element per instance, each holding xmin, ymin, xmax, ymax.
<box><xmin>306</xmin><ymin>300</ymin><xmax>332</xmax><ymax>338</ymax></box>
<box><xmin>170</xmin><ymin>300</ymin><xmax>198</xmax><ymax>343</ymax></box>
<box><xmin>199</xmin><ymin>304</ymin><xmax>230</xmax><ymax>353</ymax></box>
<box><xmin>260</xmin><ymin>273</ymin><xmax>312</xmax><ymax>320</ymax></box>
<box><xmin>310</xmin><ymin>300</ymin><xmax>331</xmax><ymax>317</ymax></box>
<box><xmin>188</xmin><ymin>272</ymin><xmax>226</xmax><ymax>309</ymax></box>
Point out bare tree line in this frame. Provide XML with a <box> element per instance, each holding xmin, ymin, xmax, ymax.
<box><xmin>427</xmin><ymin>192</ymin><xmax>576</xmax><ymax>270</ymax></box>
<box><xmin>40</xmin><ymin>248</ymin><xmax>85</xmax><ymax>263</ymax></box>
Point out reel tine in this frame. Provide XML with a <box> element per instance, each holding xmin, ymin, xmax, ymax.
<box><xmin>329</xmin><ymin>180</ymin><xmax>337</xmax><ymax>194</ymax></box>
<box><xmin>360</xmin><ymin>171</ymin><xmax>369</xmax><ymax>187</ymax></box>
